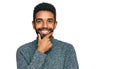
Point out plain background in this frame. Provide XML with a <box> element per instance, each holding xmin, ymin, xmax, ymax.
<box><xmin>0</xmin><ymin>0</ymin><xmax>120</xmax><ymax>69</ymax></box>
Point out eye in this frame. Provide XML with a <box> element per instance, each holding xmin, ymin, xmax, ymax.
<box><xmin>36</xmin><ymin>20</ymin><xmax>42</xmax><ymax>23</ymax></box>
<box><xmin>35</xmin><ymin>18</ymin><xmax>43</xmax><ymax>23</ymax></box>
<box><xmin>47</xmin><ymin>19</ymin><xmax>55</xmax><ymax>23</ymax></box>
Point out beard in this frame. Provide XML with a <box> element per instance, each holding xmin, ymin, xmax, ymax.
<box><xmin>36</xmin><ymin>27</ymin><xmax>53</xmax><ymax>39</ymax></box>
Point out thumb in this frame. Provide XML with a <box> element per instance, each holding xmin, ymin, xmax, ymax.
<box><xmin>37</xmin><ymin>33</ymin><xmax>41</xmax><ymax>40</ymax></box>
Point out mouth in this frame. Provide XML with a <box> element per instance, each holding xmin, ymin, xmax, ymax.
<box><xmin>37</xmin><ymin>28</ymin><xmax>53</xmax><ymax>35</ymax></box>
<box><xmin>36</xmin><ymin>28</ymin><xmax>53</xmax><ymax>39</ymax></box>
<box><xmin>38</xmin><ymin>30</ymin><xmax>52</xmax><ymax>39</ymax></box>
<box><xmin>39</xmin><ymin>30</ymin><xmax>50</xmax><ymax>34</ymax></box>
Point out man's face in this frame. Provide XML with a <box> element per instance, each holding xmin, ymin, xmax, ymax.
<box><xmin>32</xmin><ymin>10</ymin><xmax>57</xmax><ymax>39</ymax></box>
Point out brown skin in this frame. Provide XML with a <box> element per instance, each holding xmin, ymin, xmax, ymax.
<box><xmin>32</xmin><ymin>10</ymin><xmax>57</xmax><ymax>53</ymax></box>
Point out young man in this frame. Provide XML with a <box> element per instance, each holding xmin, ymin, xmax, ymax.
<box><xmin>16</xmin><ymin>2</ymin><xmax>79</xmax><ymax>69</ymax></box>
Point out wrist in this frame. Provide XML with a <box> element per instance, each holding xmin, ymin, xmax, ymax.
<box><xmin>37</xmin><ymin>48</ymin><xmax>45</xmax><ymax>53</ymax></box>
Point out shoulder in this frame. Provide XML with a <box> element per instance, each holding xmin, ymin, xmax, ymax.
<box><xmin>16</xmin><ymin>40</ymin><xmax>37</xmax><ymax>53</ymax></box>
<box><xmin>53</xmin><ymin>38</ymin><xmax>75</xmax><ymax>50</ymax></box>
<box><xmin>53</xmin><ymin>39</ymin><xmax>77</xmax><ymax>57</ymax></box>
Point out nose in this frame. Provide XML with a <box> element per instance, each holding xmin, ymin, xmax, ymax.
<box><xmin>42</xmin><ymin>21</ymin><xmax>48</xmax><ymax>28</ymax></box>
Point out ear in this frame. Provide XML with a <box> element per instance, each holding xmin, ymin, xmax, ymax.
<box><xmin>54</xmin><ymin>21</ymin><xmax>57</xmax><ymax>29</ymax></box>
<box><xmin>32</xmin><ymin>21</ymin><xmax>35</xmax><ymax>29</ymax></box>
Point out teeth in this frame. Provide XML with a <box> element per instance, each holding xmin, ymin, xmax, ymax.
<box><xmin>41</xmin><ymin>30</ymin><xmax>49</xmax><ymax>34</ymax></box>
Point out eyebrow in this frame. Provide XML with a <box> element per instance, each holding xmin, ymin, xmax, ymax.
<box><xmin>48</xmin><ymin>18</ymin><xmax>55</xmax><ymax>20</ymax></box>
<box><xmin>35</xmin><ymin>18</ymin><xmax>42</xmax><ymax>21</ymax></box>
<box><xmin>35</xmin><ymin>18</ymin><xmax>55</xmax><ymax>21</ymax></box>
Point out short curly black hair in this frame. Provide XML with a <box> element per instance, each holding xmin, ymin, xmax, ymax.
<box><xmin>33</xmin><ymin>2</ymin><xmax>56</xmax><ymax>21</ymax></box>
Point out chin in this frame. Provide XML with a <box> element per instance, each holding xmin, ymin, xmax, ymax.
<box><xmin>40</xmin><ymin>34</ymin><xmax>47</xmax><ymax>39</ymax></box>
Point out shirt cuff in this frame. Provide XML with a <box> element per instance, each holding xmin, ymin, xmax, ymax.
<box><xmin>31</xmin><ymin>50</ymin><xmax>47</xmax><ymax>64</ymax></box>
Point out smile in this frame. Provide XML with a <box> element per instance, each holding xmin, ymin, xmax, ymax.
<box><xmin>40</xmin><ymin>30</ymin><xmax>50</xmax><ymax>34</ymax></box>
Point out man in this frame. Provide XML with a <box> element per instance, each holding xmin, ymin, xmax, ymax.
<box><xmin>16</xmin><ymin>2</ymin><xmax>79</xmax><ymax>69</ymax></box>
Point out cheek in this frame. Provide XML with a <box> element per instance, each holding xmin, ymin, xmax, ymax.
<box><xmin>53</xmin><ymin>23</ymin><xmax>57</xmax><ymax>29</ymax></box>
<box><xmin>35</xmin><ymin>24</ymin><xmax>42</xmax><ymax>29</ymax></box>
<box><xmin>49</xmin><ymin>24</ymin><xmax>56</xmax><ymax>29</ymax></box>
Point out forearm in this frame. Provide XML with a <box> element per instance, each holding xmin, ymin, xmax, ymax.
<box><xmin>16</xmin><ymin>50</ymin><xmax>46</xmax><ymax>69</ymax></box>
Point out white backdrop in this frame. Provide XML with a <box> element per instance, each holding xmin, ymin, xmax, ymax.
<box><xmin>0</xmin><ymin>0</ymin><xmax>120</xmax><ymax>69</ymax></box>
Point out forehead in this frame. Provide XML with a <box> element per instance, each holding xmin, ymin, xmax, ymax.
<box><xmin>35</xmin><ymin>10</ymin><xmax>54</xmax><ymax>19</ymax></box>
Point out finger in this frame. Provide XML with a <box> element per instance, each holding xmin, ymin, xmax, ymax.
<box><xmin>45</xmin><ymin>32</ymin><xmax>53</xmax><ymax>39</ymax></box>
<box><xmin>37</xmin><ymin>33</ymin><xmax>41</xmax><ymax>40</ymax></box>
<box><xmin>49</xmin><ymin>43</ymin><xmax>52</xmax><ymax>48</ymax></box>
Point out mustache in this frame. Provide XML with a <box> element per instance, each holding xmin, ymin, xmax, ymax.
<box><xmin>36</xmin><ymin>28</ymin><xmax>53</xmax><ymax>34</ymax></box>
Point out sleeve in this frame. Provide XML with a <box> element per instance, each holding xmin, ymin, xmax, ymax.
<box><xmin>64</xmin><ymin>45</ymin><xmax>79</xmax><ymax>69</ymax></box>
<box><xmin>16</xmin><ymin>49</ymin><xmax>46</xmax><ymax>69</ymax></box>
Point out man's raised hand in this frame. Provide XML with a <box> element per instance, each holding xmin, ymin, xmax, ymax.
<box><xmin>37</xmin><ymin>33</ymin><xmax>53</xmax><ymax>53</ymax></box>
